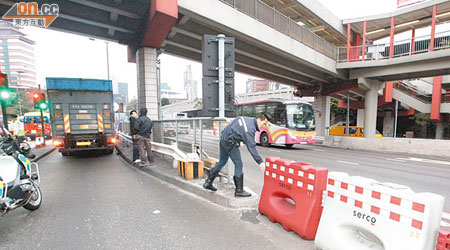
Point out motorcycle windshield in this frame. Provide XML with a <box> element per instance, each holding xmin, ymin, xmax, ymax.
<box><xmin>0</xmin><ymin>156</ymin><xmax>20</xmax><ymax>184</ymax></box>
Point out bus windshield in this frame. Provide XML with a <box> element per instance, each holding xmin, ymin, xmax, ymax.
<box><xmin>286</xmin><ymin>104</ymin><xmax>315</xmax><ymax>131</ymax></box>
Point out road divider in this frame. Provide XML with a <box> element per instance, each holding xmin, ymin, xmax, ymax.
<box><xmin>436</xmin><ymin>230</ymin><xmax>450</xmax><ymax>250</ymax></box>
<box><xmin>259</xmin><ymin>157</ymin><xmax>328</xmax><ymax>240</ymax></box>
<box><xmin>314</xmin><ymin>172</ymin><xmax>444</xmax><ymax>250</ymax></box>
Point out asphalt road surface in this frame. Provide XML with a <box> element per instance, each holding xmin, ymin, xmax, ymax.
<box><xmin>0</xmin><ymin>150</ymin><xmax>315</xmax><ymax>250</ymax></box>
<box><xmin>240</xmin><ymin>143</ymin><xmax>450</xmax><ymax>212</ymax></box>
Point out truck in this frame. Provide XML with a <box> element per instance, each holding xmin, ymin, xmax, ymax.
<box><xmin>46</xmin><ymin>78</ymin><xmax>116</xmax><ymax>156</ymax></box>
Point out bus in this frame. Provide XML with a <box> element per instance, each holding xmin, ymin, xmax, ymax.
<box><xmin>234</xmin><ymin>99</ymin><xmax>316</xmax><ymax>148</ymax></box>
<box><xmin>23</xmin><ymin>112</ymin><xmax>51</xmax><ymax>139</ymax></box>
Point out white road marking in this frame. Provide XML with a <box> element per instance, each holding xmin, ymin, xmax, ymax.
<box><xmin>269</xmin><ymin>149</ymin><xmax>282</xmax><ymax>153</ymax></box>
<box><xmin>313</xmin><ymin>149</ymin><xmax>326</xmax><ymax>152</ymax></box>
<box><xmin>443</xmin><ymin>212</ymin><xmax>450</xmax><ymax>220</ymax></box>
<box><xmin>337</xmin><ymin>160</ymin><xmax>360</xmax><ymax>166</ymax></box>
<box><xmin>390</xmin><ymin>157</ymin><xmax>450</xmax><ymax>166</ymax></box>
<box><xmin>441</xmin><ymin>220</ymin><xmax>450</xmax><ymax>227</ymax></box>
<box><xmin>385</xmin><ymin>158</ymin><xmax>406</xmax><ymax>163</ymax></box>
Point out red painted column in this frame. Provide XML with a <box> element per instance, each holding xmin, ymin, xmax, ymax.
<box><xmin>430</xmin><ymin>76</ymin><xmax>442</xmax><ymax>121</ymax></box>
<box><xmin>389</xmin><ymin>16</ymin><xmax>395</xmax><ymax>58</ymax></box>
<box><xmin>411</xmin><ymin>28</ymin><xmax>415</xmax><ymax>55</ymax></box>
<box><xmin>430</xmin><ymin>5</ymin><xmax>437</xmax><ymax>52</ymax></box>
<box><xmin>384</xmin><ymin>81</ymin><xmax>394</xmax><ymax>103</ymax></box>
<box><xmin>347</xmin><ymin>23</ymin><xmax>351</xmax><ymax>62</ymax></box>
<box><xmin>362</xmin><ymin>21</ymin><xmax>367</xmax><ymax>61</ymax></box>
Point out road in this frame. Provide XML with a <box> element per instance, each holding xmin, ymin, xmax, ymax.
<box><xmin>0</xmin><ymin>150</ymin><xmax>314</xmax><ymax>250</ymax></box>
<box><xmin>239</xmin><ymin>143</ymin><xmax>450</xmax><ymax>213</ymax></box>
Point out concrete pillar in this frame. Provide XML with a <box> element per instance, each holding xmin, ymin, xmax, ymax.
<box><xmin>360</xmin><ymin>78</ymin><xmax>383</xmax><ymax>139</ymax></box>
<box><xmin>357</xmin><ymin>109</ymin><xmax>365</xmax><ymax>127</ymax></box>
<box><xmin>312</xmin><ymin>96</ymin><xmax>331</xmax><ymax>137</ymax></box>
<box><xmin>136</xmin><ymin>47</ymin><xmax>159</xmax><ymax>120</ymax></box>
<box><xmin>436</xmin><ymin>121</ymin><xmax>444</xmax><ymax>139</ymax></box>
<box><xmin>383</xmin><ymin>112</ymin><xmax>394</xmax><ymax>137</ymax></box>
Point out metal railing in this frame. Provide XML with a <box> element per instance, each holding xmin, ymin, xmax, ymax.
<box><xmin>393</xmin><ymin>81</ymin><xmax>432</xmax><ymax>103</ymax></box>
<box><xmin>119</xmin><ymin>118</ymin><xmax>234</xmax><ymax>183</ymax></box>
<box><xmin>219</xmin><ymin>0</ymin><xmax>337</xmax><ymax>60</ymax></box>
<box><xmin>337</xmin><ymin>31</ymin><xmax>450</xmax><ymax>63</ymax></box>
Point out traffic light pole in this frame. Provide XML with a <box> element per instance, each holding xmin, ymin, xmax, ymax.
<box><xmin>1</xmin><ymin>100</ymin><xmax>7</xmax><ymax>128</ymax></box>
<box><xmin>38</xmin><ymin>85</ymin><xmax>45</xmax><ymax>144</ymax></box>
<box><xmin>218</xmin><ymin>34</ymin><xmax>225</xmax><ymax>118</ymax></box>
<box><xmin>40</xmin><ymin>108</ymin><xmax>45</xmax><ymax>144</ymax></box>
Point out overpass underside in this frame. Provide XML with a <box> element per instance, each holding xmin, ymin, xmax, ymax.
<box><xmin>161</xmin><ymin>0</ymin><xmax>346</xmax><ymax>90</ymax></box>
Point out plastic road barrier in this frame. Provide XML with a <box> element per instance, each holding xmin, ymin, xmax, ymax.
<box><xmin>315</xmin><ymin>172</ymin><xmax>444</xmax><ymax>250</ymax></box>
<box><xmin>436</xmin><ymin>229</ymin><xmax>450</xmax><ymax>250</ymax></box>
<box><xmin>258</xmin><ymin>157</ymin><xmax>328</xmax><ymax>240</ymax></box>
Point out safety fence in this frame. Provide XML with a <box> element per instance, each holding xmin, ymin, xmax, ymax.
<box><xmin>218</xmin><ymin>0</ymin><xmax>337</xmax><ymax>60</ymax></box>
<box><xmin>337</xmin><ymin>31</ymin><xmax>450</xmax><ymax>63</ymax></box>
<box><xmin>259</xmin><ymin>156</ymin><xmax>446</xmax><ymax>250</ymax></box>
<box><xmin>118</xmin><ymin>118</ymin><xmax>235</xmax><ymax>182</ymax></box>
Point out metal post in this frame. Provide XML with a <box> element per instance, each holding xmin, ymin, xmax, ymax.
<box><xmin>218</xmin><ymin>34</ymin><xmax>225</xmax><ymax>118</ymax></box>
<box><xmin>160</xmin><ymin>121</ymin><xmax>164</xmax><ymax>144</ymax></box>
<box><xmin>105</xmin><ymin>42</ymin><xmax>110</xmax><ymax>80</ymax></box>
<box><xmin>346</xmin><ymin>93</ymin><xmax>350</xmax><ymax>135</ymax></box>
<box><xmin>1</xmin><ymin>100</ymin><xmax>7</xmax><ymax>128</ymax></box>
<box><xmin>38</xmin><ymin>84</ymin><xmax>45</xmax><ymax>144</ymax></box>
<box><xmin>199</xmin><ymin>119</ymin><xmax>203</xmax><ymax>159</ymax></box>
<box><xmin>394</xmin><ymin>100</ymin><xmax>398</xmax><ymax>138</ymax></box>
<box><xmin>193</xmin><ymin>119</ymin><xmax>197</xmax><ymax>153</ymax></box>
<box><xmin>175</xmin><ymin>120</ymin><xmax>179</xmax><ymax>147</ymax></box>
<box><xmin>17</xmin><ymin>71</ymin><xmax>22</xmax><ymax>117</ymax></box>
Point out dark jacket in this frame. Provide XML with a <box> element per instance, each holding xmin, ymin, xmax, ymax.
<box><xmin>135</xmin><ymin>108</ymin><xmax>152</xmax><ymax>138</ymax></box>
<box><xmin>129</xmin><ymin>116</ymin><xmax>138</xmax><ymax>136</ymax></box>
<box><xmin>221</xmin><ymin>116</ymin><xmax>263</xmax><ymax>164</ymax></box>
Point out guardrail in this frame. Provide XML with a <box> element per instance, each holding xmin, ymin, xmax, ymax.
<box><xmin>117</xmin><ymin>132</ymin><xmax>188</xmax><ymax>167</ymax></box>
<box><xmin>118</xmin><ymin>117</ymin><xmax>234</xmax><ymax>183</ymax></box>
<box><xmin>219</xmin><ymin>0</ymin><xmax>337</xmax><ymax>60</ymax></box>
<box><xmin>337</xmin><ymin>31</ymin><xmax>450</xmax><ymax>63</ymax></box>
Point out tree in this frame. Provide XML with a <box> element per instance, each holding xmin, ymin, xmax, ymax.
<box><xmin>330</xmin><ymin>98</ymin><xmax>356</xmax><ymax>125</ymax></box>
<box><xmin>193</xmin><ymin>98</ymin><xmax>202</xmax><ymax>109</ymax></box>
<box><xmin>161</xmin><ymin>98</ymin><xmax>169</xmax><ymax>106</ymax></box>
<box><xmin>126</xmin><ymin>98</ymin><xmax>138</xmax><ymax>113</ymax></box>
<box><xmin>8</xmin><ymin>88</ymin><xmax>39</xmax><ymax>115</ymax></box>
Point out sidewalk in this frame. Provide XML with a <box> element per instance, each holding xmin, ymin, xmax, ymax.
<box><xmin>115</xmin><ymin>137</ymin><xmax>259</xmax><ymax>209</ymax></box>
<box><xmin>28</xmin><ymin>140</ymin><xmax>56</xmax><ymax>162</ymax></box>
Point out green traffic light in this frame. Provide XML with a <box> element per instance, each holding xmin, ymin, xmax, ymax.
<box><xmin>0</xmin><ymin>90</ymin><xmax>10</xmax><ymax>99</ymax></box>
<box><xmin>38</xmin><ymin>102</ymin><xmax>48</xmax><ymax>110</ymax></box>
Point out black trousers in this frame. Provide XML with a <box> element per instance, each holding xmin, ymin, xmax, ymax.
<box><xmin>132</xmin><ymin>139</ymin><xmax>140</xmax><ymax>161</ymax></box>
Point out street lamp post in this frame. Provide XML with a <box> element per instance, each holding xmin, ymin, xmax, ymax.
<box><xmin>89</xmin><ymin>38</ymin><xmax>110</xmax><ymax>80</ymax></box>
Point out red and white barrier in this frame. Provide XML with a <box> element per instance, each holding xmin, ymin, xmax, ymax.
<box><xmin>35</xmin><ymin>137</ymin><xmax>45</xmax><ymax>148</ymax></box>
<box><xmin>437</xmin><ymin>230</ymin><xmax>450</xmax><ymax>250</ymax></box>
<box><xmin>259</xmin><ymin>157</ymin><xmax>328</xmax><ymax>240</ymax></box>
<box><xmin>315</xmin><ymin>172</ymin><xmax>444</xmax><ymax>250</ymax></box>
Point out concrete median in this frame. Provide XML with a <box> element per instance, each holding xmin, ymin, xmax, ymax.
<box><xmin>324</xmin><ymin>136</ymin><xmax>450</xmax><ymax>159</ymax></box>
<box><xmin>115</xmin><ymin>136</ymin><xmax>259</xmax><ymax>209</ymax></box>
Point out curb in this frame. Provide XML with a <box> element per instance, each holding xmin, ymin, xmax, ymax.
<box><xmin>115</xmin><ymin>143</ymin><xmax>259</xmax><ymax>209</ymax></box>
<box><xmin>32</xmin><ymin>147</ymin><xmax>57</xmax><ymax>162</ymax></box>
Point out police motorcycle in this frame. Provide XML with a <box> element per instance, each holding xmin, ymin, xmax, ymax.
<box><xmin>0</xmin><ymin>126</ymin><xmax>42</xmax><ymax>217</ymax></box>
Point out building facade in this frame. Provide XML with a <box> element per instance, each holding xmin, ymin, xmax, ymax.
<box><xmin>0</xmin><ymin>21</ymin><xmax>36</xmax><ymax>89</ymax></box>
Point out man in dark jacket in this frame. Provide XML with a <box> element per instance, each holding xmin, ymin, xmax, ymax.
<box><xmin>203</xmin><ymin>112</ymin><xmax>270</xmax><ymax>197</ymax></box>
<box><xmin>129</xmin><ymin>110</ymin><xmax>140</xmax><ymax>163</ymax></box>
<box><xmin>134</xmin><ymin>108</ymin><xmax>154</xmax><ymax>168</ymax></box>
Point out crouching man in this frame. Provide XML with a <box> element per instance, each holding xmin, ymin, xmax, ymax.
<box><xmin>203</xmin><ymin>113</ymin><xmax>270</xmax><ymax>197</ymax></box>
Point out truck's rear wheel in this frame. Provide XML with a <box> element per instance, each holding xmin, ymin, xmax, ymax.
<box><xmin>61</xmin><ymin>151</ymin><xmax>69</xmax><ymax>157</ymax></box>
<box><xmin>106</xmin><ymin>149</ymin><xmax>114</xmax><ymax>155</ymax></box>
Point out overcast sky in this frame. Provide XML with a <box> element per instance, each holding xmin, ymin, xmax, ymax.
<box><xmin>21</xmin><ymin>0</ymin><xmax>405</xmax><ymax>99</ymax></box>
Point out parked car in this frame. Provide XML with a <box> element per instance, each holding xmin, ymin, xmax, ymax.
<box><xmin>329</xmin><ymin>126</ymin><xmax>383</xmax><ymax>138</ymax></box>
